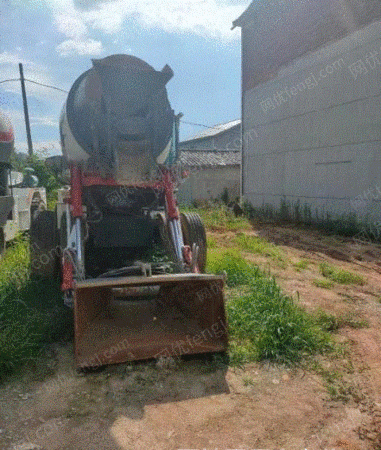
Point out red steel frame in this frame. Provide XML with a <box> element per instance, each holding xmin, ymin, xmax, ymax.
<box><xmin>61</xmin><ymin>164</ymin><xmax>197</xmax><ymax>292</ymax></box>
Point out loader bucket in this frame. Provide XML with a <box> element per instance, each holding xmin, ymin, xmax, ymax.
<box><xmin>74</xmin><ymin>273</ymin><xmax>228</xmax><ymax>368</ymax></box>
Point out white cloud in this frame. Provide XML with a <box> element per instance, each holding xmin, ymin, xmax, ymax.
<box><xmin>0</xmin><ymin>52</ymin><xmax>23</xmax><ymax>65</ymax></box>
<box><xmin>83</xmin><ymin>0</ymin><xmax>244</xmax><ymax>39</ymax></box>
<box><xmin>30</xmin><ymin>116</ymin><xmax>58</xmax><ymax>128</ymax></box>
<box><xmin>55</xmin><ymin>12</ymin><xmax>88</xmax><ymax>39</ymax></box>
<box><xmin>56</xmin><ymin>38</ymin><xmax>104</xmax><ymax>56</ymax></box>
<box><xmin>46</xmin><ymin>0</ymin><xmax>245</xmax><ymax>43</ymax></box>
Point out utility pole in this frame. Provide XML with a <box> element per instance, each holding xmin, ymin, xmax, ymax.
<box><xmin>19</xmin><ymin>63</ymin><xmax>33</xmax><ymax>156</ymax></box>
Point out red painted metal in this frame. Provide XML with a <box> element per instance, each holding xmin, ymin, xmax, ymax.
<box><xmin>162</xmin><ymin>169</ymin><xmax>179</xmax><ymax>220</ymax></box>
<box><xmin>81</xmin><ymin>173</ymin><xmax>163</xmax><ymax>190</ymax></box>
<box><xmin>182</xmin><ymin>246</ymin><xmax>200</xmax><ymax>274</ymax></box>
<box><xmin>182</xmin><ymin>245</ymin><xmax>192</xmax><ymax>265</ymax></box>
<box><xmin>82</xmin><ymin>175</ymin><xmax>118</xmax><ymax>187</ymax></box>
<box><xmin>0</xmin><ymin>130</ymin><xmax>14</xmax><ymax>142</ymax></box>
<box><xmin>61</xmin><ymin>258</ymin><xmax>74</xmax><ymax>291</ymax></box>
<box><xmin>71</xmin><ymin>164</ymin><xmax>83</xmax><ymax>217</ymax></box>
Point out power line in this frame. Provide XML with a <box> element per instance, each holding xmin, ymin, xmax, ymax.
<box><xmin>0</xmin><ymin>77</ymin><xmax>68</xmax><ymax>93</ymax></box>
<box><xmin>24</xmin><ymin>79</ymin><xmax>68</xmax><ymax>93</ymax></box>
<box><xmin>180</xmin><ymin>120</ymin><xmax>219</xmax><ymax>129</ymax></box>
<box><xmin>0</xmin><ymin>80</ymin><xmax>215</xmax><ymax>130</ymax></box>
<box><xmin>0</xmin><ymin>78</ymin><xmax>20</xmax><ymax>84</ymax></box>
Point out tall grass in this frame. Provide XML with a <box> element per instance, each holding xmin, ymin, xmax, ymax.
<box><xmin>208</xmin><ymin>251</ymin><xmax>333</xmax><ymax>365</ymax></box>
<box><xmin>0</xmin><ymin>236</ymin><xmax>72</xmax><ymax>382</ymax></box>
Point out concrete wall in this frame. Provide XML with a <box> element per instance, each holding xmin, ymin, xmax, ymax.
<box><xmin>180</xmin><ymin>125</ymin><xmax>241</xmax><ymax>152</ymax></box>
<box><xmin>177</xmin><ymin>166</ymin><xmax>240</xmax><ymax>205</ymax></box>
<box><xmin>242</xmin><ymin>19</ymin><xmax>381</xmax><ymax>221</ymax></box>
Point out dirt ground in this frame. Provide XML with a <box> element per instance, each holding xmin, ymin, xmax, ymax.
<box><xmin>1</xmin><ymin>224</ymin><xmax>381</xmax><ymax>450</ymax></box>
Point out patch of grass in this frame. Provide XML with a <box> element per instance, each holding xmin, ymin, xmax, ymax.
<box><xmin>293</xmin><ymin>259</ymin><xmax>310</xmax><ymax>271</ymax></box>
<box><xmin>0</xmin><ymin>236</ymin><xmax>72</xmax><ymax>383</ymax></box>
<box><xmin>306</xmin><ymin>359</ymin><xmax>363</xmax><ymax>403</ymax></box>
<box><xmin>206</xmin><ymin>235</ymin><xmax>217</xmax><ymax>249</ymax></box>
<box><xmin>234</xmin><ymin>234</ymin><xmax>285</xmax><ymax>263</ymax></box>
<box><xmin>319</xmin><ymin>262</ymin><xmax>365</xmax><ymax>285</ymax></box>
<box><xmin>315</xmin><ymin>311</ymin><xmax>341</xmax><ymax>332</ymax></box>
<box><xmin>313</xmin><ymin>278</ymin><xmax>334</xmax><ymax>289</ymax></box>
<box><xmin>315</xmin><ymin>310</ymin><xmax>369</xmax><ymax>332</ymax></box>
<box><xmin>339</xmin><ymin>314</ymin><xmax>369</xmax><ymax>329</ymax></box>
<box><xmin>326</xmin><ymin>380</ymin><xmax>363</xmax><ymax>403</ymax></box>
<box><xmin>184</xmin><ymin>205</ymin><xmax>251</xmax><ymax>232</ymax></box>
<box><xmin>207</xmin><ymin>249</ymin><xmax>260</xmax><ymax>287</ymax></box>
<box><xmin>207</xmin><ymin>250</ymin><xmax>333</xmax><ymax>365</ymax></box>
<box><xmin>319</xmin><ymin>367</ymin><xmax>363</xmax><ymax>403</ymax></box>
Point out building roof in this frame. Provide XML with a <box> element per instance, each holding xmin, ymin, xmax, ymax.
<box><xmin>180</xmin><ymin>150</ymin><xmax>241</xmax><ymax>168</ymax></box>
<box><xmin>181</xmin><ymin>119</ymin><xmax>241</xmax><ymax>144</ymax></box>
<box><xmin>232</xmin><ymin>1</ymin><xmax>258</xmax><ymax>28</ymax></box>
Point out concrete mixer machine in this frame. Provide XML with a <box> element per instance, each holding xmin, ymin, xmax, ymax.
<box><xmin>32</xmin><ymin>55</ymin><xmax>228</xmax><ymax>368</ymax></box>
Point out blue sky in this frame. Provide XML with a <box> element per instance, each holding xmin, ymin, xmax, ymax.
<box><xmin>0</xmin><ymin>0</ymin><xmax>249</xmax><ymax>155</ymax></box>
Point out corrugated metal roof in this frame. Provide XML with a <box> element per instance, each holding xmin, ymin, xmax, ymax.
<box><xmin>180</xmin><ymin>150</ymin><xmax>241</xmax><ymax>167</ymax></box>
<box><xmin>182</xmin><ymin>119</ymin><xmax>241</xmax><ymax>143</ymax></box>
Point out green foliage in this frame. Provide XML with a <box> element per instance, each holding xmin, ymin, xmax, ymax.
<box><xmin>207</xmin><ymin>250</ymin><xmax>332</xmax><ymax>365</ymax></box>
<box><xmin>11</xmin><ymin>150</ymin><xmax>64</xmax><ymax>210</ymax></box>
<box><xmin>0</xmin><ymin>236</ymin><xmax>72</xmax><ymax>383</ymax></box>
<box><xmin>229</xmin><ymin>273</ymin><xmax>332</xmax><ymax>364</ymax></box>
<box><xmin>242</xmin><ymin>199</ymin><xmax>381</xmax><ymax>242</ymax></box>
<box><xmin>234</xmin><ymin>233</ymin><xmax>284</xmax><ymax>262</ymax></box>
<box><xmin>207</xmin><ymin>250</ymin><xmax>260</xmax><ymax>287</ymax></box>
<box><xmin>319</xmin><ymin>263</ymin><xmax>365</xmax><ymax>285</ymax></box>
<box><xmin>183</xmin><ymin>205</ymin><xmax>251</xmax><ymax>232</ymax></box>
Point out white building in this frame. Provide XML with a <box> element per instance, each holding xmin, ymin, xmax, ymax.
<box><xmin>234</xmin><ymin>0</ymin><xmax>381</xmax><ymax>224</ymax></box>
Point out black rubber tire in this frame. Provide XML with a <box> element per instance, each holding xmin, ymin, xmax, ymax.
<box><xmin>30</xmin><ymin>210</ymin><xmax>59</xmax><ymax>278</ymax></box>
<box><xmin>180</xmin><ymin>212</ymin><xmax>207</xmax><ymax>272</ymax></box>
<box><xmin>156</xmin><ymin>212</ymin><xmax>178</xmax><ymax>265</ymax></box>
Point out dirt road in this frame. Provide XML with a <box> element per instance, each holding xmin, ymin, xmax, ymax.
<box><xmin>1</xmin><ymin>224</ymin><xmax>381</xmax><ymax>450</ymax></box>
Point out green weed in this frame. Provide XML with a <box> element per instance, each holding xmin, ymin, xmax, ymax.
<box><xmin>242</xmin><ymin>376</ymin><xmax>255</xmax><ymax>386</ymax></box>
<box><xmin>313</xmin><ymin>279</ymin><xmax>334</xmax><ymax>289</ymax></box>
<box><xmin>0</xmin><ymin>236</ymin><xmax>72</xmax><ymax>383</ymax></box>
<box><xmin>319</xmin><ymin>263</ymin><xmax>365</xmax><ymax>285</ymax></box>
<box><xmin>315</xmin><ymin>310</ymin><xmax>369</xmax><ymax>332</ymax></box>
<box><xmin>207</xmin><ymin>250</ymin><xmax>260</xmax><ymax>287</ymax></box>
<box><xmin>184</xmin><ymin>205</ymin><xmax>251</xmax><ymax>232</ymax></box>
<box><xmin>206</xmin><ymin>236</ymin><xmax>217</xmax><ymax>249</ymax></box>
<box><xmin>207</xmin><ymin>250</ymin><xmax>333</xmax><ymax>365</ymax></box>
<box><xmin>234</xmin><ymin>234</ymin><xmax>284</xmax><ymax>262</ymax></box>
<box><xmin>293</xmin><ymin>259</ymin><xmax>310</xmax><ymax>271</ymax></box>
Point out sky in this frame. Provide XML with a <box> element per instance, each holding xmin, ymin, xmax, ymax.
<box><xmin>0</xmin><ymin>0</ymin><xmax>249</xmax><ymax>156</ymax></box>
